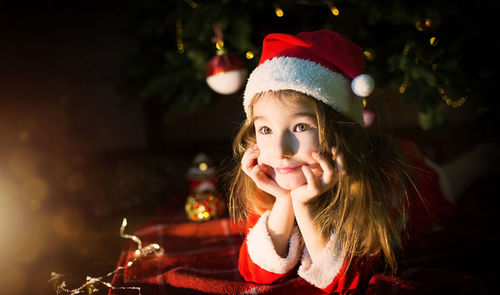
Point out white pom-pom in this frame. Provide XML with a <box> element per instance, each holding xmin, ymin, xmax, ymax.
<box><xmin>351</xmin><ymin>74</ymin><xmax>375</xmax><ymax>97</ymax></box>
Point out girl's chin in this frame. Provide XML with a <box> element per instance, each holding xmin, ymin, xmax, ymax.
<box><xmin>274</xmin><ymin>175</ymin><xmax>306</xmax><ymax>190</ymax></box>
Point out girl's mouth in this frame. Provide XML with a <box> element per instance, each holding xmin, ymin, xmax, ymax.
<box><xmin>275</xmin><ymin>165</ymin><xmax>301</xmax><ymax>174</ymax></box>
<box><xmin>274</xmin><ymin>163</ymin><xmax>321</xmax><ymax>174</ymax></box>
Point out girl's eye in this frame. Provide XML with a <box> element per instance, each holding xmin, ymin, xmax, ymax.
<box><xmin>294</xmin><ymin>123</ymin><xmax>309</xmax><ymax>132</ymax></box>
<box><xmin>259</xmin><ymin>126</ymin><xmax>272</xmax><ymax>134</ymax></box>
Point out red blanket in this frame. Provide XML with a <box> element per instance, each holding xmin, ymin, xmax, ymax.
<box><xmin>108</xmin><ymin>215</ymin><xmax>481</xmax><ymax>295</ymax></box>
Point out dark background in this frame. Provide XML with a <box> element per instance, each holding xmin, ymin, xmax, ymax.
<box><xmin>0</xmin><ymin>2</ymin><xmax>498</xmax><ymax>295</ymax></box>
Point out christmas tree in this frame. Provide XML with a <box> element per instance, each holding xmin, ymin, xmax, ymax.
<box><xmin>124</xmin><ymin>0</ymin><xmax>499</xmax><ymax>130</ymax></box>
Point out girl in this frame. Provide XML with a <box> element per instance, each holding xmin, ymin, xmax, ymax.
<box><xmin>228</xmin><ymin>30</ymin><xmax>485</xmax><ymax>294</ymax></box>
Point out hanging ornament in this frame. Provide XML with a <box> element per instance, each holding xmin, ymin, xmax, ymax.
<box><xmin>363</xmin><ymin>108</ymin><xmax>376</xmax><ymax>127</ymax></box>
<box><xmin>206</xmin><ymin>22</ymin><xmax>247</xmax><ymax>95</ymax></box>
<box><xmin>206</xmin><ymin>52</ymin><xmax>247</xmax><ymax>95</ymax></box>
<box><xmin>185</xmin><ymin>153</ymin><xmax>225</xmax><ymax>222</ymax></box>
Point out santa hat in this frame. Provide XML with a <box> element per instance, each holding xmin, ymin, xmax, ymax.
<box><xmin>243</xmin><ymin>30</ymin><xmax>374</xmax><ymax>125</ymax></box>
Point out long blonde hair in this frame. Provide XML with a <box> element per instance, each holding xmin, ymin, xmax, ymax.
<box><xmin>228</xmin><ymin>90</ymin><xmax>413</xmax><ymax>272</ymax></box>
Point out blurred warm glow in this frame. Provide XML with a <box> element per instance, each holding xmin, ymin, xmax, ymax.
<box><xmin>18</xmin><ymin>130</ymin><xmax>30</xmax><ymax>142</ymax></box>
<box><xmin>8</xmin><ymin>147</ymin><xmax>39</xmax><ymax>178</ymax></box>
<box><xmin>0</xmin><ymin>261</ymin><xmax>25</xmax><ymax>294</ymax></box>
<box><xmin>21</xmin><ymin>177</ymin><xmax>49</xmax><ymax>211</ymax></box>
<box><xmin>68</xmin><ymin>172</ymin><xmax>86</xmax><ymax>191</ymax></box>
<box><xmin>11</xmin><ymin>230</ymin><xmax>42</xmax><ymax>265</ymax></box>
<box><xmin>52</xmin><ymin>207</ymin><xmax>85</xmax><ymax>238</ymax></box>
<box><xmin>0</xmin><ymin>177</ymin><xmax>17</xmax><ymax>205</ymax></box>
<box><xmin>79</xmin><ymin>246</ymin><xmax>89</xmax><ymax>255</ymax></box>
<box><xmin>0</xmin><ymin>176</ymin><xmax>20</xmax><ymax>248</ymax></box>
<box><xmin>0</xmin><ymin>176</ymin><xmax>28</xmax><ymax>294</ymax></box>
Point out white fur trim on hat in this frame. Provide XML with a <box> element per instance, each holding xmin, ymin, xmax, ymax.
<box><xmin>246</xmin><ymin>210</ymin><xmax>303</xmax><ymax>274</ymax></box>
<box><xmin>298</xmin><ymin>233</ymin><xmax>345</xmax><ymax>289</ymax></box>
<box><xmin>243</xmin><ymin>57</ymin><xmax>363</xmax><ymax>125</ymax></box>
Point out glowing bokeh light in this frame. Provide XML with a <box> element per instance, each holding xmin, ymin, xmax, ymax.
<box><xmin>198</xmin><ymin>162</ymin><xmax>208</xmax><ymax>171</ymax></box>
<box><xmin>215</xmin><ymin>40</ymin><xmax>224</xmax><ymax>50</ymax></box>
<box><xmin>18</xmin><ymin>130</ymin><xmax>30</xmax><ymax>142</ymax></box>
<box><xmin>330</xmin><ymin>6</ymin><xmax>339</xmax><ymax>16</ymax></box>
<box><xmin>275</xmin><ymin>7</ymin><xmax>284</xmax><ymax>17</ymax></box>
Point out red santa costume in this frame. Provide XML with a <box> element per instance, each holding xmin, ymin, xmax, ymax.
<box><xmin>237</xmin><ymin>30</ymin><xmax>456</xmax><ymax>294</ymax></box>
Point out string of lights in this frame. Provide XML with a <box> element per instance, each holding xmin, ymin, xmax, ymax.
<box><xmin>50</xmin><ymin>218</ymin><xmax>163</xmax><ymax>295</ymax></box>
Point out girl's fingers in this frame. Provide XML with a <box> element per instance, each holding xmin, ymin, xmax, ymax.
<box><xmin>252</xmin><ymin>164</ymin><xmax>289</xmax><ymax>198</ymax></box>
<box><xmin>241</xmin><ymin>145</ymin><xmax>259</xmax><ymax>174</ymax></box>
<box><xmin>302</xmin><ymin>165</ymin><xmax>321</xmax><ymax>194</ymax></box>
<box><xmin>241</xmin><ymin>145</ymin><xmax>290</xmax><ymax>198</ymax></box>
<box><xmin>312</xmin><ymin>151</ymin><xmax>335</xmax><ymax>185</ymax></box>
<box><xmin>331</xmin><ymin>146</ymin><xmax>344</xmax><ymax>174</ymax></box>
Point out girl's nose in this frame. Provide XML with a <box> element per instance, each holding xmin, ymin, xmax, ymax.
<box><xmin>276</xmin><ymin>131</ymin><xmax>297</xmax><ymax>158</ymax></box>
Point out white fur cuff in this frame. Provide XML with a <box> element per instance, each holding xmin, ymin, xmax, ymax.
<box><xmin>246</xmin><ymin>210</ymin><xmax>302</xmax><ymax>274</ymax></box>
<box><xmin>298</xmin><ymin>234</ymin><xmax>345</xmax><ymax>289</ymax></box>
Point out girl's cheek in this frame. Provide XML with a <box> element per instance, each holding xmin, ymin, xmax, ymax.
<box><xmin>257</xmin><ymin>149</ymin><xmax>270</xmax><ymax>165</ymax></box>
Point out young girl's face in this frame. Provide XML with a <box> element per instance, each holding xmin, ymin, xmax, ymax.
<box><xmin>252</xmin><ymin>94</ymin><xmax>321</xmax><ymax>190</ymax></box>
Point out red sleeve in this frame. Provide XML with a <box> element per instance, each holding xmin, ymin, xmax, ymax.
<box><xmin>399</xmin><ymin>139</ymin><xmax>456</xmax><ymax>241</ymax></box>
<box><xmin>319</xmin><ymin>256</ymin><xmax>379</xmax><ymax>294</ymax></box>
<box><xmin>238</xmin><ymin>212</ymin><xmax>298</xmax><ymax>284</ymax></box>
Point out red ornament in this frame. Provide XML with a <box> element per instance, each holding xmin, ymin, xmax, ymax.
<box><xmin>206</xmin><ymin>53</ymin><xmax>247</xmax><ymax>95</ymax></box>
<box><xmin>363</xmin><ymin>108</ymin><xmax>376</xmax><ymax>127</ymax></box>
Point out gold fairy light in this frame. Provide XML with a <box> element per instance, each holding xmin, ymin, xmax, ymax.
<box><xmin>403</xmin><ymin>44</ymin><xmax>410</xmax><ymax>56</ymax></box>
<box><xmin>438</xmin><ymin>88</ymin><xmax>467</xmax><ymax>108</ymax></box>
<box><xmin>415</xmin><ymin>20</ymin><xmax>424</xmax><ymax>31</ymax></box>
<box><xmin>120</xmin><ymin>218</ymin><xmax>142</xmax><ymax>249</ymax></box>
<box><xmin>51</xmin><ymin>217</ymin><xmax>163</xmax><ymax>295</ymax></box>
<box><xmin>274</xmin><ymin>4</ymin><xmax>284</xmax><ymax>17</ymax></box>
<box><xmin>399</xmin><ymin>83</ymin><xmax>407</xmax><ymax>94</ymax></box>
<box><xmin>430</xmin><ymin>36</ymin><xmax>438</xmax><ymax>46</ymax></box>
<box><xmin>327</xmin><ymin>1</ymin><xmax>340</xmax><ymax>16</ymax></box>
<box><xmin>363</xmin><ymin>50</ymin><xmax>374</xmax><ymax>61</ymax></box>
<box><xmin>399</xmin><ymin>74</ymin><xmax>409</xmax><ymax>94</ymax></box>
<box><xmin>245</xmin><ymin>51</ymin><xmax>254</xmax><ymax>59</ymax></box>
<box><xmin>184</xmin><ymin>0</ymin><xmax>198</xmax><ymax>8</ymax></box>
<box><xmin>415</xmin><ymin>18</ymin><xmax>432</xmax><ymax>31</ymax></box>
<box><xmin>176</xmin><ymin>20</ymin><xmax>185</xmax><ymax>54</ymax></box>
<box><xmin>215</xmin><ymin>40</ymin><xmax>224</xmax><ymax>50</ymax></box>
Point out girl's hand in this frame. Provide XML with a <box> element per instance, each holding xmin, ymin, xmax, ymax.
<box><xmin>241</xmin><ymin>144</ymin><xmax>290</xmax><ymax>200</ymax></box>
<box><xmin>291</xmin><ymin>147</ymin><xmax>343</xmax><ymax>204</ymax></box>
